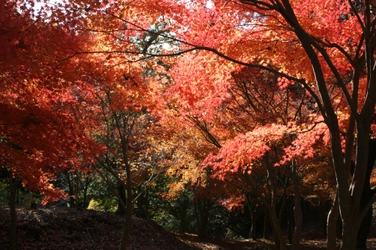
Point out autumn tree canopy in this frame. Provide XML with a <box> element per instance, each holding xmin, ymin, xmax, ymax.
<box><xmin>89</xmin><ymin>1</ymin><xmax>375</xmax><ymax>249</ymax></box>
<box><xmin>3</xmin><ymin>1</ymin><xmax>376</xmax><ymax>250</ymax></box>
<box><xmin>0</xmin><ymin>0</ymin><xmax>105</xmax><ymax>204</ymax></box>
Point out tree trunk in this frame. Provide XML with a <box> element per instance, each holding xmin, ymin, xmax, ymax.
<box><xmin>327</xmin><ymin>194</ymin><xmax>339</xmax><ymax>250</ymax></box>
<box><xmin>66</xmin><ymin>172</ymin><xmax>76</xmax><ymax>208</ymax></box>
<box><xmin>334</xmin><ymin>131</ymin><xmax>374</xmax><ymax>250</ymax></box>
<box><xmin>119</xmin><ymin>162</ymin><xmax>133</xmax><ymax>250</ymax></box>
<box><xmin>194</xmin><ymin>197</ymin><xmax>210</xmax><ymax>238</ymax></box>
<box><xmin>116</xmin><ymin>182</ymin><xmax>127</xmax><ymax>215</ymax></box>
<box><xmin>357</xmin><ymin>206</ymin><xmax>372</xmax><ymax>249</ymax></box>
<box><xmin>341</xmin><ymin>220</ymin><xmax>359</xmax><ymax>250</ymax></box>
<box><xmin>119</xmin><ymin>189</ymin><xmax>133</xmax><ymax>250</ymax></box>
<box><xmin>291</xmin><ymin>161</ymin><xmax>302</xmax><ymax>250</ymax></box>
<box><xmin>265</xmin><ymin>204</ymin><xmax>287</xmax><ymax>250</ymax></box>
<box><xmin>82</xmin><ymin>176</ymin><xmax>91</xmax><ymax>208</ymax></box>
<box><xmin>9</xmin><ymin>177</ymin><xmax>20</xmax><ymax>250</ymax></box>
<box><xmin>262</xmin><ymin>152</ymin><xmax>286</xmax><ymax>249</ymax></box>
<box><xmin>271</xmin><ymin>213</ymin><xmax>287</xmax><ymax>250</ymax></box>
<box><xmin>356</xmin><ymin>138</ymin><xmax>376</xmax><ymax>249</ymax></box>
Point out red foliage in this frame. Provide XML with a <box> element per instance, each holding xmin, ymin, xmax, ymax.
<box><xmin>0</xmin><ymin>1</ymin><xmax>102</xmax><ymax>204</ymax></box>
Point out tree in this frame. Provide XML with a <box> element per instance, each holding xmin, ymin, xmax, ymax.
<box><xmin>166</xmin><ymin>55</ymin><xmax>334</xmax><ymax>248</ymax></box>
<box><xmin>19</xmin><ymin>0</ymin><xmax>375</xmax><ymax>249</ymax></box>
<box><xmin>203</xmin><ymin>124</ymin><xmax>292</xmax><ymax>249</ymax></box>
<box><xmin>92</xmin><ymin>75</ymin><xmax>156</xmax><ymax>248</ymax></box>
<box><xmin>84</xmin><ymin>6</ymin><xmax>333</xmax><ymax>247</ymax></box>
<box><xmin>0</xmin><ymin>1</ymin><xmax>105</xmax><ymax>249</ymax></box>
<box><xmin>182</xmin><ymin>2</ymin><xmax>375</xmax><ymax>249</ymax></box>
<box><xmin>97</xmin><ymin>1</ymin><xmax>374</xmax><ymax>249</ymax></box>
<box><xmin>154</xmin><ymin>110</ymin><xmax>220</xmax><ymax>237</ymax></box>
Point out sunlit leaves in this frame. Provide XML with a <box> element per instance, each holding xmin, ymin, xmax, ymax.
<box><xmin>204</xmin><ymin>124</ymin><xmax>287</xmax><ymax>177</ymax></box>
<box><xmin>0</xmin><ymin>1</ymin><xmax>103</xmax><ymax>203</ymax></box>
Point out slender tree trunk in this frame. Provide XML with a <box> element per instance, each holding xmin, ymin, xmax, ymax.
<box><xmin>270</xmin><ymin>212</ymin><xmax>287</xmax><ymax>250</ymax></box>
<box><xmin>338</xmin><ymin>190</ymin><xmax>366</xmax><ymax>250</ymax></box>
<box><xmin>291</xmin><ymin>161</ymin><xmax>302</xmax><ymax>250</ymax></box>
<box><xmin>333</xmin><ymin>129</ymin><xmax>373</xmax><ymax>250</ymax></box>
<box><xmin>327</xmin><ymin>194</ymin><xmax>339</xmax><ymax>250</ymax></box>
<box><xmin>82</xmin><ymin>176</ymin><xmax>90</xmax><ymax>208</ymax></box>
<box><xmin>119</xmin><ymin>162</ymin><xmax>133</xmax><ymax>250</ymax></box>
<box><xmin>262</xmin><ymin>152</ymin><xmax>286</xmax><ymax>249</ymax></box>
<box><xmin>194</xmin><ymin>197</ymin><xmax>210</xmax><ymax>238</ymax></box>
<box><xmin>264</xmin><ymin>203</ymin><xmax>287</xmax><ymax>250</ymax></box>
<box><xmin>66</xmin><ymin>172</ymin><xmax>76</xmax><ymax>208</ymax></box>
<box><xmin>116</xmin><ymin>182</ymin><xmax>127</xmax><ymax>215</ymax></box>
<box><xmin>119</xmin><ymin>185</ymin><xmax>133</xmax><ymax>250</ymax></box>
<box><xmin>9</xmin><ymin>177</ymin><xmax>20</xmax><ymax>250</ymax></box>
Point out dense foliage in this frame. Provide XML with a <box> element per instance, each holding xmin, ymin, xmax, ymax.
<box><xmin>1</xmin><ymin>1</ymin><xmax>376</xmax><ymax>250</ymax></box>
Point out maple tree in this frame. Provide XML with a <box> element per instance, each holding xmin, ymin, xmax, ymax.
<box><xmin>1</xmin><ymin>0</ymin><xmax>95</xmax><ymax>203</ymax></box>
<box><xmin>0</xmin><ymin>1</ymin><xmax>106</xmax><ymax>249</ymax></box>
<box><xmin>146</xmin><ymin>97</ymin><xmax>219</xmax><ymax>236</ymax></box>
<box><xmin>93</xmin><ymin>1</ymin><xmax>374</xmax><ymax>249</ymax></box>
<box><xmin>159</xmin><ymin>52</ymin><xmax>337</xmax><ymax>247</ymax></box>
<box><xmin>93</xmin><ymin>82</ymin><xmax>159</xmax><ymax>248</ymax></box>
<box><xmin>80</xmin><ymin>17</ymin><xmax>182</xmax><ymax>249</ymax></box>
<box><xmin>82</xmin><ymin>2</ymin><xmax>339</xmax><ymax>248</ymax></box>
<box><xmin>112</xmin><ymin>1</ymin><xmax>375</xmax><ymax>249</ymax></box>
<box><xmin>3</xmin><ymin>0</ymin><xmax>376</xmax><ymax>249</ymax></box>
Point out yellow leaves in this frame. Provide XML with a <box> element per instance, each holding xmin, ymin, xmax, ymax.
<box><xmin>163</xmin><ymin>182</ymin><xmax>185</xmax><ymax>200</ymax></box>
<box><xmin>151</xmin><ymin>121</ymin><xmax>217</xmax><ymax>198</ymax></box>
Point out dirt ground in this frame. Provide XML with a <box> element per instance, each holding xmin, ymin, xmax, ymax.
<box><xmin>0</xmin><ymin>206</ymin><xmax>376</xmax><ymax>250</ymax></box>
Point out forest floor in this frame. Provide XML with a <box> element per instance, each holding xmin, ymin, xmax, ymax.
<box><xmin>0</xmin><ymin>206</ymin><xmax>376</xmax><ymax>250</ymax></box>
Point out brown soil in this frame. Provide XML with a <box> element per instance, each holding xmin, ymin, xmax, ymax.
<box><xmin>0</xmin><ymin>206</ymin><xmax>375</xmax><ymax>250</ymax></box>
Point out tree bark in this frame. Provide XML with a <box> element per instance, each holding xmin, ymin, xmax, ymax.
<box><xmin>327</xmin><ymin>194</ymin><xmax>339</xmax><ymax>250</ymax></box>
<box><xmin>268</xmin><ymin>208</ymin><xmax>287</xmax><ymax>250</ymax></box>
<box><xmin>262</xmin><ymin>198</ymin><xmax>286</xmax><ymax>250</ymax></box>
<box><xmin>356</xmin><ymin>139</ymin><xmax>376</xmax><ymax>249</ymax></box>
<box><xmin>264</xmin><ymin>153</ymin><xmax>286</xmax><ymax>250</ymax></box>
<box><xmin>341</xmin><ymin>221</ymin><xmax>358</xmax><ymax>250</ymax></box>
